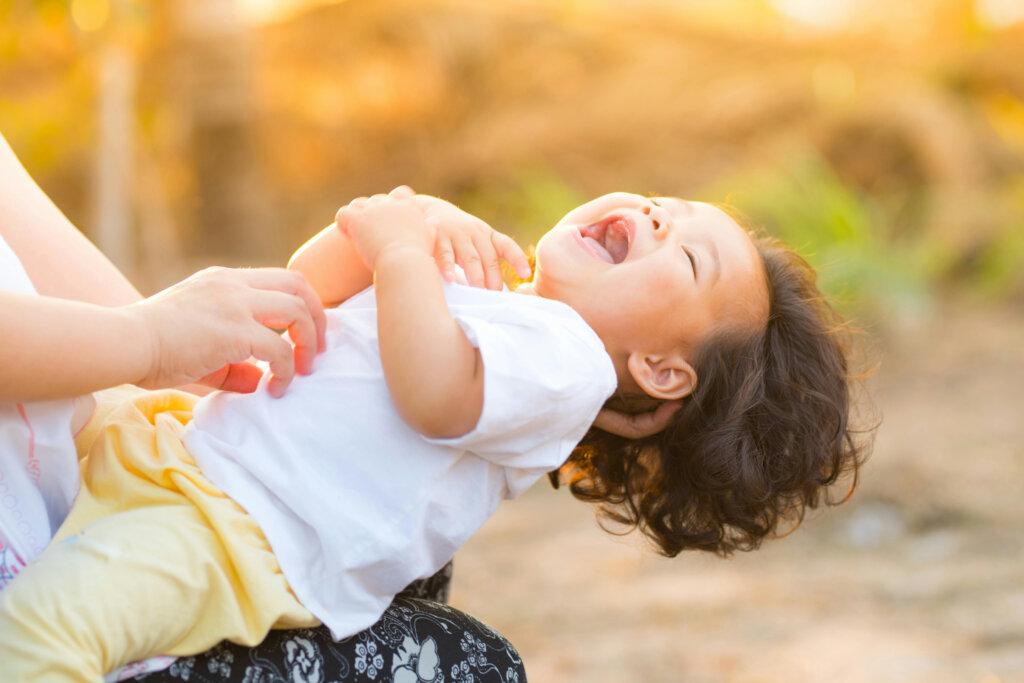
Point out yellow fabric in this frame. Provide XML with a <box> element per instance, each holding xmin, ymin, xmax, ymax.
<box><xmin>0</xmin><ymin>388</ymin><xmax>317</xmax><ymax>682</ymax></box>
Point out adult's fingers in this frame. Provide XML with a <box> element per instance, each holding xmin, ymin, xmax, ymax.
<box><xmin>492</xmin><ymin>232</ymin><xmax>532</xmax><ymax>280</ymax></box>
<box><xmin>248</xmin><ymin>289</ymin><xmax>319</xmax><ymax>377</ymax></box>
<box><xmin>198</xmin><ymin>362</ymin><xmax>263</xmax><ymax>393</ymax></box>
<box><xmin>593</xmin><ymin>400</ymin><xmax>682</xmax><ymax>438</ymax></box>
<box><xmin>248</xmin><ymin>325</ymin><xmax>297</xmax><ymax>398</ymax></box>
<box><xmin>241</xmin><ymin>268</ymin><xmax>327</xmax><ymax>356</ymax></box>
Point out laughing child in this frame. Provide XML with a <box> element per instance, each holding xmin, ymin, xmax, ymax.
<box><xmin>0</xmin><ymin>187</ymin><xmax>866</xmax><ymax>681</ymax></box>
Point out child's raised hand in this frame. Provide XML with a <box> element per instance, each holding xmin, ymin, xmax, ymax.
<box><xmin>412</xmin><ymin>194</ymin><xmax>532</xmax><ymax>290</ymax></box>
<box><xmin>335</xmin><ymin>187</ymin><xmax>436</xmax><ymax>270</ymax></box>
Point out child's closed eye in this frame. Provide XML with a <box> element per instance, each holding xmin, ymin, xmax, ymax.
<box><xmin>681</xmin><ymin>245</ymin><xmax>697</xmax><ymax>277</ymax></box>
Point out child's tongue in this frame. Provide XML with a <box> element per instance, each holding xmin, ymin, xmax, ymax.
<box><xmin>582</xmin><ymin>236</ymin><xmax>615</xmax><ymax>263</ymax></box>
<box><xmin>581</xmin><ymin>218</ymin><xmax>630</xmax><ymax>264</ymax></box>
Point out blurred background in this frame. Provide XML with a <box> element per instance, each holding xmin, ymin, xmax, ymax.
<box><xmin>2</xmin><ymin>0</ymin><xmax>1023</xmax><ymax>680</ymax></box>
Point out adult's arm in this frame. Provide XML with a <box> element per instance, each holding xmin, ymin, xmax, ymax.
<box><xmin>0</xmin><ymin>268</ymin><xmax>325</xmax><ymax>401</ymax></box>
<box><xmin>0</xmin><ymin>133</ymin><xmax>326</xmax><ymax>399</ymax></box>
<box><xmin>0</xmin><ymin>133</ymin><xmax>141</xmax><ymax>305</ymax></box>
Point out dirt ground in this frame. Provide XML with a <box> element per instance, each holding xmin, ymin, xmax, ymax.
<box><xmin>451</xmin><ymin>302</ymin><xmax>1024</xmax><ymax>683</ymax></box>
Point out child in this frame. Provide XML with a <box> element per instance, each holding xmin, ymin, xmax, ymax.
<box><xmin>0</xmin><ymin>187</ymin><xmax>865</xmax><ymax>681</ymax></box>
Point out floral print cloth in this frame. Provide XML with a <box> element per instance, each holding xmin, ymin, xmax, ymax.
<box><xmin>130</xmin><ymin>563</ymin><xmax>525</xmax><ymax>683</ymax></box>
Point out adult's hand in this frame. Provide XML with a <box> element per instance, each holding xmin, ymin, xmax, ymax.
<box><xmin>1</xmin><ymin>135</ymin><xmax>325</xmax><ymax>401</ymax></box>
<box><xmin>133</xmin><ymin>267</ymin><xmax>326</xmax><ymax>397</ymax></box>
<box><xmin>593</xmin><ymin>400</ymin><xmax>682</xmax><ymax>439</ymax></box>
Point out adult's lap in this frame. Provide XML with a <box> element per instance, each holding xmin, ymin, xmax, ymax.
<box><xmin>132</xmin><ymin>564</ymin><xmax>526</xmax><ymax>683</ymax></box>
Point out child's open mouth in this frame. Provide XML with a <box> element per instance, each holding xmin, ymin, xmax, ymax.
<box><xmin>579</xmin><ymin>216</ymin><xmax>630</xmax><ymax>264</ymax></box>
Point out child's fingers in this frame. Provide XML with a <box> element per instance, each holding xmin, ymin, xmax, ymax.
<box><xmin>336</xmin><ymin>196</ymin><xmax>369</xmax><ymax>219</ymax></box>
<box><xmin>434</xmin><ymin>234</ymin><xmax>457</xmax><ymax>282</ymax></box>
<box><xmin>470</xmin><ymin>231</ymin><xmax>503</xmax><ymax>291</ymax></box>
<box><xmin>491</xmin><ymin>232</ymin><xmax>532</xmax><ymax>280</ymax></box>
<box><xmin>388</xmin><ymin>185</ymin><xmax>415</xmax><ymax>199</ymax></box>
<box><xmin>450</xmin><ymin>232</ymin><xmax>485</xmax><ymax>288</ymax></box>
<box><xmin>335</xmin><ymin>197</ymin><xmax>370</xmax><ymax>238</ymax></box>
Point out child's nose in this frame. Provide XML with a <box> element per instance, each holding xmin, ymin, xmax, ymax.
<box><xmin>643</xmin><ymin>205</ymin><xmax>671</xmax><ymax>235</ymax></box>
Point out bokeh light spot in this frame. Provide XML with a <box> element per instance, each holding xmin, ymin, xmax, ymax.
<box><xmin>812</xmin><ymin>61</ymin><xmax>857</xmax><ymax>106</ymax></box>
<box><xmin>71</xmin><ymin>0</ymin><xmax>110</xmax><ymax>33</ymax></box>
<box><xmin>976</xmin><ymin>0</ymin><xmax>1024</xmax><ymax>28</ymax></box>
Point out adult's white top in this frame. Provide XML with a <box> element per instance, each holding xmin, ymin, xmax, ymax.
<box><xmin>0</xmin><ymin>234</ymin><xmax>78</xmax><ymax>588</ymax></box>
<box><xmin>183</xmin><ymin>283</ymin><xmax>617</xmax><ymax>639</ymax></box>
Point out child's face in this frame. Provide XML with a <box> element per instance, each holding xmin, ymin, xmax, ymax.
<box><xmin>524</xmin><ymin>193</ymin><xmax>768</xmax><ymax>383</ymax></box>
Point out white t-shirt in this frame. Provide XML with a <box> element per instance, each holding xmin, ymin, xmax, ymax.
<box><xmin>183</xmin><ymin>282</ymin><xmax>617</xmax><ymax>639</ymax></box>
<box><xmin>0</xmin><ymin>234</ymin><xmax>78</xmax><ymax>589</ymax></box>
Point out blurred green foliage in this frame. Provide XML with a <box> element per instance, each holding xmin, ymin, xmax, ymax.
<box><xmin>3</xmin><ymin>0</ymin><xmax>1022</xmax><ymax>311</ymax></box>
<box><xmin>699</xmin><ymin>153</ymin><xmax>948</xmax><ymax>322</ymax></box>
<box><xmin>971</xmin><ymin>173</ymin><xmax>1024</xmax><ymax>300</ymax></box>
<box><xmin>456</xmin><ymin>164</ymin><xmax>586</xmax><ymax>247</ymax></box>
<box><xmin>453</xmin><ymin>151</ymin><xmax>1022</xmax><ymax>326</ymax></box>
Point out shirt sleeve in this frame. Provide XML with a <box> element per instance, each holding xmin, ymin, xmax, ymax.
<box><xmin>425</xmin><ymin>297</ymin><xmax>617</xmax><ymax>495</ymax></box>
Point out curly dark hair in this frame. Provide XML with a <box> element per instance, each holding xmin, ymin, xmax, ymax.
<box><xmin>551</xmin><ymin>235</ymin><xmax>872</xmax><ymax>557</ymax></box>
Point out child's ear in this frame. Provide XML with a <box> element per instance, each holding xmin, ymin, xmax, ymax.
<box><xmin>626</xmin><ymin>350</ymin><xmax>697</xmax><ymax>400</ymax></box>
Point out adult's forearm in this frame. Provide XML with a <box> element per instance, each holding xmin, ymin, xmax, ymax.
<box><xmin>0</xmin><ymin>290</ymin><xmax>149</xmax><ymax>401</ymax></box>
<box><xmin>0</xmin><ymin>133</ymin><xmax>142</xmax><ymax>305</ymax></box>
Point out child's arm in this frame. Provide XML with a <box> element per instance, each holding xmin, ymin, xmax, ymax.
<box><xmin>288</xmin><ymin>195</ymin><xmax>530</xmax><ymax>308</ymax></box>
<box><xmin>287</xmin><ymin>225</ymin><xmax>373</xmax><ymax>308</ymax></box>
<box><xmin>375</xmin><ymin>243</ymin><xmax>482</xmax><ymax>439</ymax></box>
<box><xmin>336</xmin><ymin>187</ymin><xmax>527</xmax><ymax>438</ymax></box>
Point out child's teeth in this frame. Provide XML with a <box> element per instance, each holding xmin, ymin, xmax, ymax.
<box><xmin>605</xmin><ymin>221</ymin><xmax>629</xmax><ymax>264</ymax></box>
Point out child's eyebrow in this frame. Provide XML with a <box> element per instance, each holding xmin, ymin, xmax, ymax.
<box><xmin>661</xmin><ymin>197</ymin><xmax>695</xmax><ymax>216</ymax></box>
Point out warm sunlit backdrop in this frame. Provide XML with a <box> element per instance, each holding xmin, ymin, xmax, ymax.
<box><xmin>2</xmin><ymin>1</ymin><xmax>1023</xmax><ymax>681</ymax></box>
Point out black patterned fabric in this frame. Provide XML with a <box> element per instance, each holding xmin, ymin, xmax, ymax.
<box><xmin>131</xmin><ymin>562</ymin><xmax>525</xmax><ymax>683</ymax></box>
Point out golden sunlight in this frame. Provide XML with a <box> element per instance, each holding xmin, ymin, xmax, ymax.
<box><xmin>976</xmin><ymin>0</ymin><xmax>1024</xmax><ymax>28</ymax></box>
<box><xmin>237</xmin><ymin>0</ymin><xmax>345</xmax><ymax>24</ymax></box>
<box><xmin>70</xmin><ymin>0</ymin><xmax>110</xmax><ymax>32</ymax></box>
